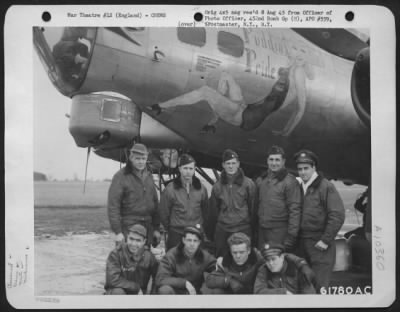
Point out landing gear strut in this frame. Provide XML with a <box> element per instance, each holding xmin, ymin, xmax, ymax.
<box><xmin>195</xmin><ymin>167</ymin><xmax>217</xmax><ymax>185</ymax></box>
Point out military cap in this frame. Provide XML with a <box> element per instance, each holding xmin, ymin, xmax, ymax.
<box><xmin>222</xmin><ymin>149</ymin><xmax>239</xmax><ymax>162</ymax></box>
<box><xmin>267</xmin><ymin>145</ymin><xmax>286</xmax><ymax>158</ymax></box>
<box><xmin>294</xmin><ymin>149</ymin><xmax>318</xmax><ymax>166</ymax></box>
<box><xmin>262</xmin><ymin>243</ymin><xmax>285</xmax><ymax>259</ymax></box>
<box><xmin>178</xmin><ymin>153</ymin><xmax>195</xmax><ymax>167</ymax></box>
<box><xmin>127</xmin><ymin>224</ymin><xmax>147</xmax><ymax>238</ymax></box>
<box><xmin>130</xmin><ymin>143</ymin><xmax>148</xmax><ymax>156</ymax></box>
<box><xmin>184</xmin><ymin>224</ymin><xmax>204</xmax><ymax>240</ymax></box>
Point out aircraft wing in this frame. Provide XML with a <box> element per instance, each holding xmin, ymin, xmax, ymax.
<box><xmin>293</xmin><ymin>28</ymin><xmax>369</xmax><ymax>60</ymax></box>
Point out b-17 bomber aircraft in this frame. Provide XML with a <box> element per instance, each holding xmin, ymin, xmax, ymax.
<box><xmin>33</xmin><ymin>26</ymin><xmax>371</xmax><ymax>291</ymax></box>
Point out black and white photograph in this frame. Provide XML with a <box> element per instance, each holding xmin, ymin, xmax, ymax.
<box><xmin>5</xmin><ymin>5</ymin><xmax>396</xmax><ymax>309</ymax></box>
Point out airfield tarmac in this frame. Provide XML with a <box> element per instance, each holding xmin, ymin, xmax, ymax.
<box><xmin>34</xmin><ymin>180</ymin><xmax>367</xmax><ymax>295</ymax></box>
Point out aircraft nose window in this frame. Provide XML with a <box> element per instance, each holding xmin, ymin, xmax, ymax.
<box><xmin>53</xmin><ymin>40</ymin><xmax>88</xmax><ymax>83</ymax></box>
<box><xmin>52</xmin><ymin>28</ymin><xmax>91</xmax><ymax>86</ymax></box>
<box><xmin>217</xmin><ymin>31</ymin><xmax>244</xmax><ymax>58</ymax></box>
<box><xmin>34</xmin><ymin>27</ymin><xmax>96</xmax><ymax>95</ymax></box>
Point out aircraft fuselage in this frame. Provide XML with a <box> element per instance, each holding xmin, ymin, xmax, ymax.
<box><xmin>34</xmin><ymin>27</ymin><xmax>370</xmax><ymax>184</ymax></box>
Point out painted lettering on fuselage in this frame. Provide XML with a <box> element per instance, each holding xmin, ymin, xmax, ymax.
<box><xmin>243</xmin><ymin>29</ymin><xmax>289</xmax><ymax>79</ymax></box>
<box><xmin>242</xmin><ymin>29</ymin><xmax>317</xmax><ymax>136</ymax></box>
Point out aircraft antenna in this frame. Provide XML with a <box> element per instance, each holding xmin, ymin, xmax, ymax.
<box><xmin>83</xmin><ymin>146</ymin><xmax>91</xmax><ymax>194</ymax></box>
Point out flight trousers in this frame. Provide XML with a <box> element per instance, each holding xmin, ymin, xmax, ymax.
<box><xmin>297</xmin><ymin>237</ymin><xmax>336</xmax><ymax>292</ymax></box>
<box><xmin>257</xmin><ymin>226</ymin><xmax>288</xmax><ymax>250</ymax></box>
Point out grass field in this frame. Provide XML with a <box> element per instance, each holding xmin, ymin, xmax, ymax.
<box><xmin>34</xmin><ymin>180</ymin><xmax>366</xmax><ymax>236</ymax></box>
<box><xmin>34</xmin><ymin>181</ymin><xmax>111</xmax><ymax>208</ymax></box>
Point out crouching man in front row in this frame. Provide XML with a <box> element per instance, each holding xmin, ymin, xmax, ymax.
<box><xmin>206</xmin><ymin>232</ymin><xmax>264</xmax><ymax>294</ymax></box>
<box><xmin>156</xmin><ymin>224</ymin><xmax>216</xmax><ymax>294</ymax></box>
<box><xmin>105</xmin><ymin>224</ymin><xmax>159</xmax><ymax>295</ymax></box>
<box><xmin>254</xmin><ymin>244</ymin><xmax>316</xmax><ymax>294</ymax></box>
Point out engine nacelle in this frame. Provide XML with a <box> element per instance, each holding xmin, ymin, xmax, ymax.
<box><xmin>351</xmin><ymin>47</ymin><xmax>370</xmax><ymax>127</ymax></box>
<box><xmin>69</xmin><ymin>93</ymin><xmax>141</xmax><ymax>149</ymax></box>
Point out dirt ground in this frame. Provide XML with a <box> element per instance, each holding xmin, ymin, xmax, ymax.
<box><xmin>35</xmin><ymin>232</ymin><xmax>114</xmax><ymax>296</ymax></box>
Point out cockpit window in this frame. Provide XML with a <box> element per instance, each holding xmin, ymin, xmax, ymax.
<box><xmin>177</xmin><ymin>28</ymin><xmax>206</xmax><ymax>47</ymax></box>
<box><xmin>217</xmin><ymin>31</ymin><xmax>244</xmax><ymax>58</ymax></box>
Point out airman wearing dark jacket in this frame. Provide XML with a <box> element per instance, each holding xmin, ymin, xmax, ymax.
<box><xmin>206</xmin><ymin>232</ymin><xmax>263</xmax><ymax>294</ymax></box>
<box><xmin>105</xmin><ymin>224</ymin><xmax>158</xmax><ymax>295</ymax></box>
<box><xmin>256</xmin><ymin>146</ymin><xmax>301</xmax><ymax>251</ymax></box>
<box><xmin>156</xmin><ymin>225</ymin><xmax>216</xmax><ymax>294</ymax></box>
<box><xmin>159</xmin><ymin>154</ymin><xmax>209</xmax><ymax>250</ymax></box>
<box><xmin>254</xmin><ymin>244</ymin><xmax>316</xmax><ymax>294</ymax></box>
<box><xmin>209</xmin><ymin>149</ymin><xmax>256</xmax><ymax>257</ymax></box>
<box><xmin>108</xmin><ymin>144</ymin><xmax>160</xmax><ymax>246</ymax></box>
<box><xmin>295</xmin><ymin>150</ymin><xmax>345</xmax><ymax>292</ymax></box>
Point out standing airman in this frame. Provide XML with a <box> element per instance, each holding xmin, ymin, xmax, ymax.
<box><xmin>295</xmin><ymin>149</ymin><xmax>345</xmax><ymax>292</ymax></box>
<box><xmin>256</xmin><ymin>146</ymin><xmax>301</xmax><ymax>251</ymax></box>
<box><xmin>108</xmin><ymin>143</ymin><xmax>160</xmax><ymax>246</ymax></box>
<box><xmin>159</xmin><ymin>154</ymin><xmax>209</xmax><ymax>250</ymax></box>
<box><xmin>209</xmin><ymin>149</ymin><xmax>256</xmax><ymax>257</ymax></box>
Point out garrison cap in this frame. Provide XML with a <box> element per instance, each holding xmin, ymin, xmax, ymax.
<box><xmin>127</xmin><ymin>224</ymin><xmax>147</xmax><ymax>238</ymax></box>
<box><xmin>262</xmin><ymin>243</ymin><xmax>285</xmax><ymax>259</ymax></box>
<box><xmin>294</xmin><ymin>149</ymin><xmax>318</xmax><ymax>166</ymax></box>
<box><xmin>267</xmin><ymin>145</ymin><xmax>286</xmax><ymax>158</ymax></box>
<box><xmin>178</xmin><ymin>153</ymin><xmax>195</xmax><ymax>167</ymax></box>
<box><xmin>184</xmin><ymin>224</ymin><xmax>204</xmax><ymax>240</ymax></box>
<box><xmin>130</xmin><ymin>143</ymin><xmax>148</xmax><ymax>156</ymax></box>
<box><xmin>222</xmin><ymin>149</ymin><xmax>239</xmax><ymax>162</ymax></box>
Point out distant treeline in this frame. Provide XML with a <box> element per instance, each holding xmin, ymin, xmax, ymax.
<box><xmin>34</xmin><ymin>172</ymin><xmax>47</xmax><ymax>181</ymax></box>
<box><xmin>33</xmin><ymin>171</ymin><xmax>112</xmax><ymax>182</ymax></box>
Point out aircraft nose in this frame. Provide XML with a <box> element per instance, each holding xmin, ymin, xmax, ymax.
<box><xmin>33</xmin><ymin>27</ymin><xmax>95</xmax><ymax>96</ymax></box>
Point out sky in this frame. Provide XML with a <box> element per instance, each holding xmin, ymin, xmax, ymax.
<box><xmin>33</xmin><ymin>52</ymin><xmax>121</xmax><ymax>181</ymax></box>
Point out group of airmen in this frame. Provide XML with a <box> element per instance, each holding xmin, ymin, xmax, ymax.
<box><xmin>105</xmin><ymin>143</ymin><xmax>345</xmax><ymax>295</ymax></box>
